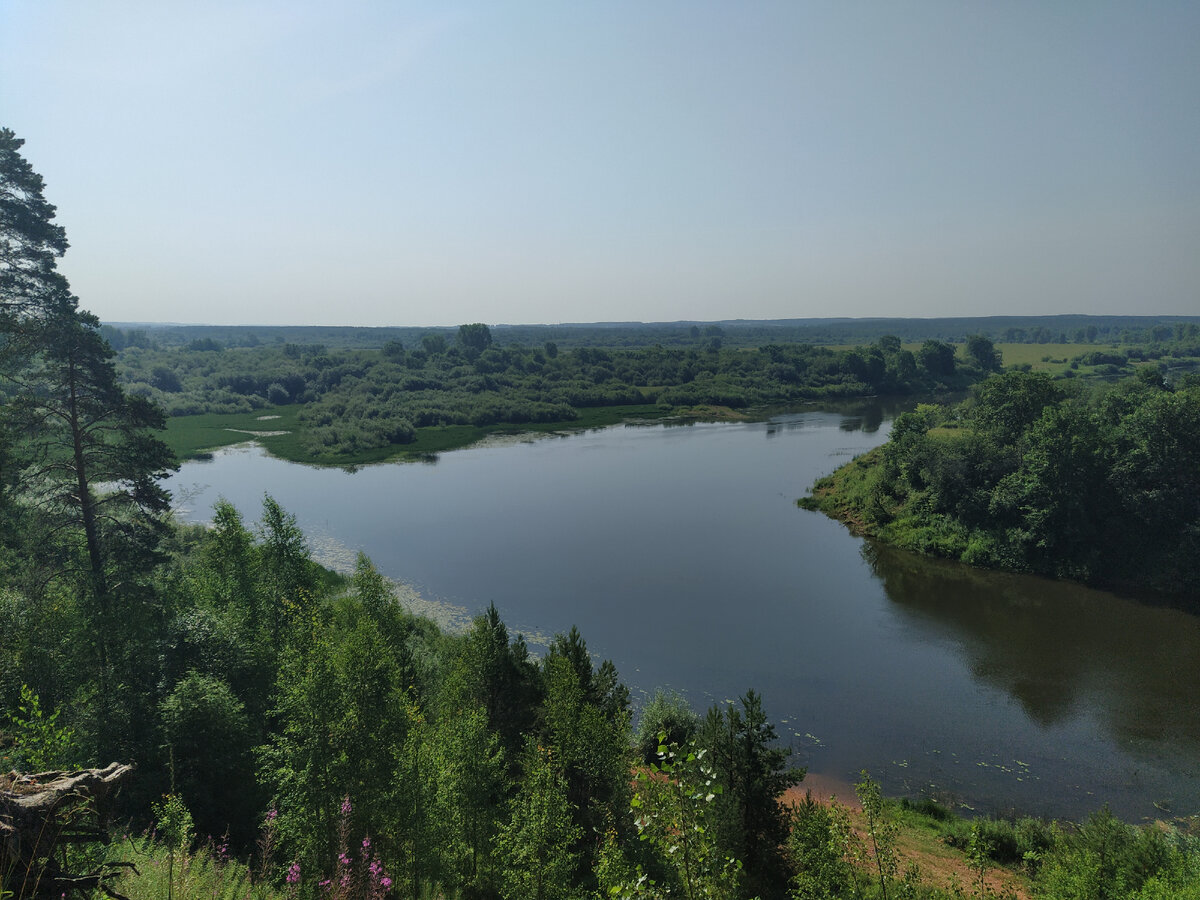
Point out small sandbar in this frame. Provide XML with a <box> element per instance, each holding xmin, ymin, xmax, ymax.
<box><xmin>224</xmin><ymin>428</ymin><xmax>290</xmax><ymax>437</ymax></box>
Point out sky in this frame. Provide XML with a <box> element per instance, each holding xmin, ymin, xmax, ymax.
<box><xmin>2</xmin><ymin>1</ymin><xmax>1198</xmax><ymax>327</ymax></box>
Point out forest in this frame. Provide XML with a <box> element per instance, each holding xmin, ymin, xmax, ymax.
<box><xmin>106</xmin><ymin>325</ymin><xmax>990</xmax><ymax>464</ymax></box>
<box><xmin>6</xmin><ymin>126</ymin><xmax>1200</xmax><ymax>899</ymax></box>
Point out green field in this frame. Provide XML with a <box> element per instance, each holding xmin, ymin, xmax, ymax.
<box><xmin>163</xmin><ymin>405</ymin><xmax>305</xmax><ymax>459</ymax></box>
<box><xmin>994</xmin><ymin>342</ymin><xmax>1082</xmax><ymax>372</ymax></box>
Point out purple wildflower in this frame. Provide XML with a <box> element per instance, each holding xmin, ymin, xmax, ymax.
<box><xmin>380</xmin><ymin>876</ymin><xmax>392</xmax><ymax>890</ymax></box>
<box><xmin>286</xmin><ymin>862</ymin><xmax>301</xmax><ymax>885</ymax></box>
<box><xmin>341</xmin><ymin>796</ymin><xmax>352</xmax><ymax>816</ymax></box>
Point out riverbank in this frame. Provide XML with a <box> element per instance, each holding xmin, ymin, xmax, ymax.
<box><xmin>779</xmin><ymin>782</ymin><xmax>1034</xmax><ymax>899</ymax></box>
<box><xmin>165</xmin><ymin>402</ymin><xmax>776</xmax><ymax>466</ymax></box>
<box><xmin>797</xmin><ymin>444</ymin><xmax>888</xmax><ymax>544</ymax></box>
<box><xmin>163</xmin><ymin>402</ymin><xmax>661</xmax><ymax>465</ymax></box>
<box><xmin>799</xmin><ymin>375</ymin><xmax>1200</xmax><ymax>599</ymax></box>
<box><xmin>163</xmin><ymin>393</ymin><xmax>925</xmax><ymax>468</ymax></box>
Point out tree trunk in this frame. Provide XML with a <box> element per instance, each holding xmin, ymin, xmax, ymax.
<box><xmin>1</xmin><ymin>763</ymin><xmax>136</xmax><ymax>900</ymax></box>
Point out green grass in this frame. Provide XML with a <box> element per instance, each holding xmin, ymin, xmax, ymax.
<box><xmin>164</xmin><ymin>403</ymin><xmax>668</xmax><ymax>467</ymax></box>
<box><xmin>926</xmin><ymin>425</ymin><xmax>969</xmax><ymax>439</ymax></box>
<box><xmin>797</xmin><ymin>446</ymin><xmax>883</xmax><ymax>523</ymax></box>
<box><xmin>107</xmin><ymin>837</ymin><xmax>276</xmax><ymax>900</ymax></box>
<box><xmin>163</xmin><ymin>405</ymin><xmax>305</xmax><ymax>459</ymax></box>
<box><xmin>994</xmin><ymin>342</ymin><xmax>1200</xmax><ymax>383</ymax></box>
<box><xmin>994</xmin><ymin>343</ymin><xmax>1082</xmax><ymax>371</ymax></box>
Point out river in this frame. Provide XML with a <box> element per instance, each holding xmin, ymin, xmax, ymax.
<box><xmin>164</xmin><ymin>401</ymin><xmax>1200</xmax><ymax>821</ymax></box>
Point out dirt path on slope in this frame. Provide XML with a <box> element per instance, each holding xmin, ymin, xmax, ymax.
<box><xmin>781</xmin><ymin>783</ymin><xmax>1031</xmax><ymax>899</ymax></box>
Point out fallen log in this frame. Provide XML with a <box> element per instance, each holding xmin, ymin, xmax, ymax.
<box><xmin>1</xmin><ymin>763</ymin><xmax>137</xmax><ymax>900</ymax></box>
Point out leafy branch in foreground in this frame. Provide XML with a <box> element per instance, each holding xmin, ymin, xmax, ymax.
<box><xmin>601</xmin><ymin>734</ymin><xmax>741</xmax><ymax>900</ymax></box>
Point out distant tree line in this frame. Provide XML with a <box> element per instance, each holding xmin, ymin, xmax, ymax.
<box><xmin>104</xmin><ymin>315</ymin><xmax>1200</xmax><ymax>353</ymax></box>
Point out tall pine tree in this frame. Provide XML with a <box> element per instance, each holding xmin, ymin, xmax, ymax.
<box><xmin>0</xmin><ymin>128</ymin><xmax>177</xmax><ymax>737</ymax></box>
<box><xmin>0</xmin><ymin>128</ymin><xmax>69</xmax><ymax>352</ymax></box>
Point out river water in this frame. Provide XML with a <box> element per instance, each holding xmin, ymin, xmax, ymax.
<box><xmin>165</xmin><ymin>402</ymin><xmax>1200</xmax><ymax>821</ymax></box>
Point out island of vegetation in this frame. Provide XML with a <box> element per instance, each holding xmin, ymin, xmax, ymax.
<box><xmin>7</xmin><ymin>126</ymin><xmax>1200</xmax><ymax>899</ymax></box>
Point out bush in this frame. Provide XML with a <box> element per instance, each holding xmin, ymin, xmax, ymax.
<box><xmin>898</xmin><ymin>796</ymin><xmax>953</xmax><ymax>822</ymax></box>
<box><xmin>634</xmin><ymin>690</ymin><xmax>699</xmax><ymax>765</ymax></box>
<box><xmin>789</xmin><ymin>792</ymin><xmax>854</xmax><ymax>899</ymax></box>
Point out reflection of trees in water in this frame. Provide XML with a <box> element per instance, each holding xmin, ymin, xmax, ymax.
<box><xmin>825</xmin><ymin>398</ymin><xmax>886</xmax><ymax>433</ymax></box>
<box><xmin>839</xmin><ymin>406</ymin><xmax>883</xmax><ymax>433</ymax></box>
<box><xmin>764</xmin><ymin>400</ymin><xmax>891</xmax><ymax>436</ymax></box>
<box><xmin>863</xmin><ymin>541</ymin><xmax>1200</xmax><ymax>759</ymax></box>
<box><xmin>848</xmin><ymin>393</ymin><xmax>972</xmax><ymax>433</ymax></box>
<box><xmin>824</xmin><ymin>395</ymin><xmax>954</xmax><ymax>434</ymax></box>
<box><xmin>757</xmin><ymin>395</ymin><xmax>942</xmax><ymax>436</ymax></box>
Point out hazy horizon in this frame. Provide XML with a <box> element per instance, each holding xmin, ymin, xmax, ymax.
<box><xmin>4</xmin><ymin>3</ymin><xmax>1198</xmax><ymax>327</ymax></box>
<box><xmin>102</xmin><ymin>313</ymin><xmax>1200</xmax><ymax>335</ymax></box>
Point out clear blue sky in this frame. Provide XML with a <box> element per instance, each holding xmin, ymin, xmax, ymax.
<box><xmin>3</xmin><ymin>2</ymin><xmax>1198</xmax><ymax>326</ymax></box>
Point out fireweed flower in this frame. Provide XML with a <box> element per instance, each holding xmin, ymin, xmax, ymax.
<box><xmin>286</xmin><ymin>862</ymin><xmax>301</xmax><ymax>884</ymax></box>
<box><xmin>380</xmin><ymin>876</ymin><xmax>392</xmax><ymax>890</ymax></box>
<box><xmin>341</xmin><ymin>796</ymin><xmax>352</xmax><ymax>816</ymax></box>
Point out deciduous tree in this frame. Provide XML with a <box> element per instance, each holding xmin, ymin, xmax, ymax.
<box><xmin>494</xmin><ymin>744</ymin><xmax>580</xmax><ymax>900</ymax></box>
<box><xmin>457</xmin><ymin>323</ymin><xmax>493</xmax><ymax>357</ymax></box>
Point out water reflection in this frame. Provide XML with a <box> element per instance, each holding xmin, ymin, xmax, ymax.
<box><xmin>864</xmin><ymin>542</ymin><xmax>1200</xmax><ymax>778</ymax></box>
<box><xmin>761</xmin><ymin>398</ymin><xmax>892</xmax><ymax>435</ymax></box>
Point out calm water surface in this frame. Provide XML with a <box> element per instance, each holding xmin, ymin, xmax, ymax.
<box><xmin>166</xmin><ymin>403</ymin><xmax>1200</xmax><ymax>820</ymax></box>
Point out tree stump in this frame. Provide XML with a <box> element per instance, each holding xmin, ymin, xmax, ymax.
<box><xmin>1</xmin><ymin>762</ymin><xmax>136</xmax><ymax>899</ymax></box>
